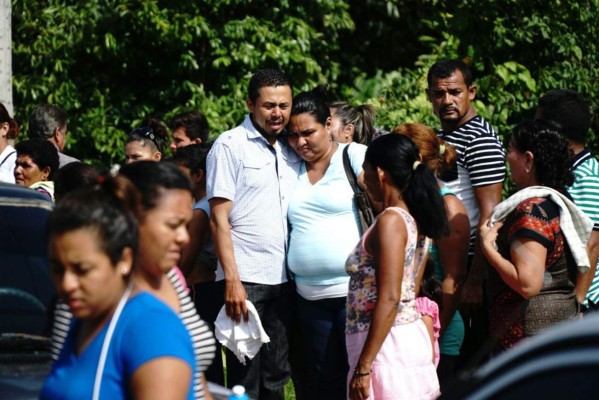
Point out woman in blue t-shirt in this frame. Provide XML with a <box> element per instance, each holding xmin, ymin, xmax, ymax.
<box><xmin>41</xmin><ymin>174</ymin><xmax>195</xmax><ymax>400</ymax></box>
<box><xmin>286</xmin><ymin>87</ymin><xmax>368</xmax><ymax>400</ymax></box>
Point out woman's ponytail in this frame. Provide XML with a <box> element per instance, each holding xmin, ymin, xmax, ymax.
<box><xmin>366</xmin><ymin>134</ymin><xmax>448</xmax><ymax>239</ymax></box>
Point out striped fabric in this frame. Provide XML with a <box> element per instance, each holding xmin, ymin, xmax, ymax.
<box><xmin>569</xmin><ymin>149</ymin><xmax>599</xmax><ymax>231</ymax></box>
<box><xmin>437</xmin><ymin>115</ymin><xmax>506</xmax><ymax>255</ymax></box>
<box><xmin>568</xmin><ymin>149</ymin><xmax>599</xmax><ymax>305</ymax></box>
<box><xmin>168</xmin><ymin>269</ymin><xmax>217</xmax><ymax>399</ymax></box>
<box><xmin>49</xmin><ymin>268</ymin><xmax>216</xmax><ymax>399</ymax></box>
<box><xmin>490</xmin><ymin>186</ymin><xmax>594</xmax><ymax>274</ymax></box>
<box><xmin>50</xmin><ymin>302</ymin><xmax>71</xmax><ymax>360</ymax></box>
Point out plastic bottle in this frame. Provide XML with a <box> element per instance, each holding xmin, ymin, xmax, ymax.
<box><xmin>228</xmin><ymin>385</ymin><xmax>249</xmax><ymax>400</ymax></box>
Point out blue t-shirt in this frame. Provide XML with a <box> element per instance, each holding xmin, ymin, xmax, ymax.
<box><xmin>287</xmin><ymin>142</ymin><xmax>367</xmax><ymax>285</ymax></box>
<box><xmin>40</xmin><ymin>293</ymin><xmax>195</xmax><ymax>400</ymax></box>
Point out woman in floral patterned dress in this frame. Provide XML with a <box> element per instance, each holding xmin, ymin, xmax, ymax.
<box><xmin>345</xmin><ymin>134</ymin><xmax>448</xmax><ymax>399</ymax></box>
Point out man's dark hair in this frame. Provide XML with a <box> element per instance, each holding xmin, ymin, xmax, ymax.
<box><xmin>248</xmin><ymin>69</ymin><xmax>292</xmax><ymax>103</ymax></box>
<box><xmin>54</xmin><ymin>162</ymin><xmax>101</xmax><ymax>203</ymax></box>
<box><xmin>119</xmin><ymin>161</ymin><xmax>191</xmax><ymax>211</ymax></box>
<box><xmin>537</xmin><ymin>89</ymin><xmax>591</xmax><ymax>145</ymax></box>
<box><xmin>169</xmin><ymin>111</ymin><xmax>210</xmax><ymax>142</ymax></box>
<box><xmin>167</xmin><ymin>142</ymin><xmax>213</xmax><ymax>174</ymax></box>
<box><xmin>427</xmin><ymin>59</ymin><xmax>473</xmax><ymax>88</ymax></box>
<box><xmin>28</xmin><ymin>104</ymin><xmax>67</xmax><ymax>139</ymax></box>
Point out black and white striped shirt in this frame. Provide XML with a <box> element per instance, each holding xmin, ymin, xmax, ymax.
<box><xmin>438</xmin><ymin>115</ymin><xmax>506</xmax><ymax>254</ymax></box>
<box><xmin>50</xmin><ymin>268</ymin><xmax>216</xmax><ymax>399</ymax></box>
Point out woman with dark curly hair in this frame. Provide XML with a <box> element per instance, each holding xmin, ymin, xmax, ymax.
<box><xmin>480</xmin><ymin>119</ymin><xmax>593</xmax><ymax>354</ymax></box>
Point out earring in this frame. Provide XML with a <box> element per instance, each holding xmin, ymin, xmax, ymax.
<box><xmin>121</xmin><ymin>267</ymin><xmax>129</xmax><ymax>275</ymax></box>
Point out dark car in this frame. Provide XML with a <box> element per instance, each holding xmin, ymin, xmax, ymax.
<box><xmin>0</xmin><ymin>183</ymin><xmax>55</xmax><ymax>399</ymax></box>
<box><xmin>441</xmin><ymin>313</ymin><xmax>599</xmax><ymax>399</ymax></box>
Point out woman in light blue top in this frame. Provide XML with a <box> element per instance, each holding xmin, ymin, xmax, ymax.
<box><xmin>286</xmin><ymin>86</ymin><xmax>368</xmax><ymax>400</ymax></box>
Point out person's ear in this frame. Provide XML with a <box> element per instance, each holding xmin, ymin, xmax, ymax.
<box><xmin>153</xmin><ymin>152</ymin><xmax>162</xmax><ymax>162</ymax></box>
<box><xmin>117</xmin><ymin>247</ymin><xmax>134</xmax><ymax>277</ymax></box>
<box><xmin>344</xmin><ymin>124</ymin><xmax>354</xmax><ymax>141</ymax></box>
<box><xmin>377</xmin><ymin>166</ymin><xmax>385</xmax><ymax>183</ymax></box>
<box><xmin>468</xmin><ymin>84</ymin><xmax>477</xmax><ymax>101</ymax></box>
<box><xmin>246</xmin><ymin>97</ymin><xmax>255</xmax><ymax>113</ymax></box>
<box><xmin>40</xmin><ymin>166</ymin><xmax>51</xmax><ymax>181</ymax></box>
<box><xmin>524</xmin><ymin>150</ymin><xmax>534</xmax><ymax>172</ymax></box>
<box><xmin>53</xmin><ymin>127</ymin><xmax>64</xmax><ymax>148</ymax></box>
<box><xmin>0</xmin><ymin>122</ymin><xmax>9</xmax><ymax>138</ymax></box>
<box><xmin>325</xmin><ymin>117</ymin><xmax>333</xmax><ymax>135</ymax></box>
<box><xmin>192</xmin><ymin>138</ymin><xmax>202</xmax><ymax>144</ymax></box>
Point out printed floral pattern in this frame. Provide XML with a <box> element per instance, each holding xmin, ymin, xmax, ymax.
<box><xmin>345</xmin><ymin>207</ymin><xmax>426</xmax><ymax>334</ymax></box>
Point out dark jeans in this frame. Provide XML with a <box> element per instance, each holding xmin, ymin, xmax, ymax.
<box><xmin>457</xmin><ymin>254</ymin><xmax>491</xmax><ymax>372</ymax></box>
<box><xmin>191</xmin><ymin>281</ymin><xmax>225</xmax><ymax>386</ymax></box>
<box><xmin>296</xmin><ymin>295</ymin><xmax>348</xmax><ymax>400</ymax></box>
<box><xmin>437</xmin><ymin>354</ymin><xmax>458</xmax><ymax>393</ymax></box>
<box><xmin>218</xmin><ymin>281</ymin><xmax>295</xmax><ymax>400</ymax></box>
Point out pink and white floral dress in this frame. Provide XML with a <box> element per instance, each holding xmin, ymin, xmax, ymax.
<box><xmin>345</xmin><ymin>207</ymin><xmax>440</xmax><ymax>399</ymax></box>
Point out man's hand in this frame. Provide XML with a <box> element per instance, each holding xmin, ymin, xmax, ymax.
<box><xmin>225</xmin><ymin>279</ymin><xmax>248</xmax><ymax>323</ymax></box>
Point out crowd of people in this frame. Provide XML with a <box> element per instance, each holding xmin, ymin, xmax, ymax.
<box><xmin>1</xmin><ymin>59</ymin><xmax>598</xmax><ymax>400</ymax></box>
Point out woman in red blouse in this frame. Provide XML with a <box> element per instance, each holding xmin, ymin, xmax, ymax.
<box><xmin>481</xmin><ymin>119</ymin><xmax>580</xmax><ymax>353</ymax></box>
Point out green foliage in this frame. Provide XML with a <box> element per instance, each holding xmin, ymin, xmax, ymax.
<box><xmin>12</xmin><ymin>0</ymin><xmax>354</xmax><ymax>165</ymax></box>
<box><xmin>11</xmin><ymin>0</ymin><xmax>598</xmax><ymax>166</ymax></box>
<box><xmin>345</xmin><ymin>0</ymin><xmax>597</xmax><ymax>153</ymax></box>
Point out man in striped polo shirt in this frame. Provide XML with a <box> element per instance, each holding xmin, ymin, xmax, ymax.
<box><xmin>426</xmin><ymin>60</ymin><xmax>506</xmax><ymax>368</ymax></box>
<box><xmin>536</xmin><ymin>89</ymin><xmax>599</xmax><ymax>310</ymax></box>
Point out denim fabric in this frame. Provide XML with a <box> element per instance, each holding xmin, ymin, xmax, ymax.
<box><xmin>296</xmin><ymin>295</ymin><xmax>348</xmax><ymax>400</ymax></box>
<box><xmin>192</xmin><ymin>281</ymin><xmax>225</xmax><ymax>386</ymax></box>
<box><xmin>223</xmin><ymin>281</ymin><xmax>294</xmax><ymax>400</ymax></box>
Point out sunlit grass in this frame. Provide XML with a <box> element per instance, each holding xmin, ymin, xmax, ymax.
<box><xmin>221</xmin><ymin>348</ymin><xmax>297</xmax><ymax>399</ymax></box>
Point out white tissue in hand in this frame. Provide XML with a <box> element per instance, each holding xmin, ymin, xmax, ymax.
<box><xmin>214</xmin><ymin>300</ymin><xmax>270</xmax><ymax>365</ymax></box>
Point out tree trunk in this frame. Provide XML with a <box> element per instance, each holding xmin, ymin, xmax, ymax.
<box><xmin>0</xmin><ymin>0</ymin><xmax>13</xmax><ymax>116</ymax></box>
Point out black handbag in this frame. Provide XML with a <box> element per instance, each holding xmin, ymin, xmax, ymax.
<box><xmin>342</xmin><ymin>144</ymin><xmax>375</xmax><ymax>235</ymax></box>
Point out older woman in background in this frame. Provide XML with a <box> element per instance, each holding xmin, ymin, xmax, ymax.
<box><xmin>481</xmin><ymin>120</ymin><xmax>589</xmax><ymax>353</ymax></box>
<box><xmin>14</xmin><ymin>138</ymin><xmax>59</xmax><ymax>201</ymax></box>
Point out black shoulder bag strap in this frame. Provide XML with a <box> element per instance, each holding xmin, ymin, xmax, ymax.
<box><xmin>342</xmin><ymin>144</ymin><xmax>375</xmax><ymax>234</ymax></box>
<box><xmin>0</xmin><ymin>151</ymin><xmax>15</xmax><ymax>167</ymax></box>
<box><xmin>342</xmin><ymin>144</ymin><xmax>360</xmax><ymax>193</ymax></box>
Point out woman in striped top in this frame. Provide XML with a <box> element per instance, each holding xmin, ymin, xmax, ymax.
<box><xmin>51</xmin><ymin>161</ymin><xmax>216</xmax><ymax>399</ymax></box>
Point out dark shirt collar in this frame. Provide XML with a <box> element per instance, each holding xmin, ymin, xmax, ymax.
<box><xmin>571</xmin><ymin>147</ymin><xmax>593</xmax><ymax>170</ymax></box>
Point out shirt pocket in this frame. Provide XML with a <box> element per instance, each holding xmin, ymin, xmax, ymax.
<box><xmin>242</xmin><ymin>158</ymin><xmax>271</xmax><ymax>188</ymax></box>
